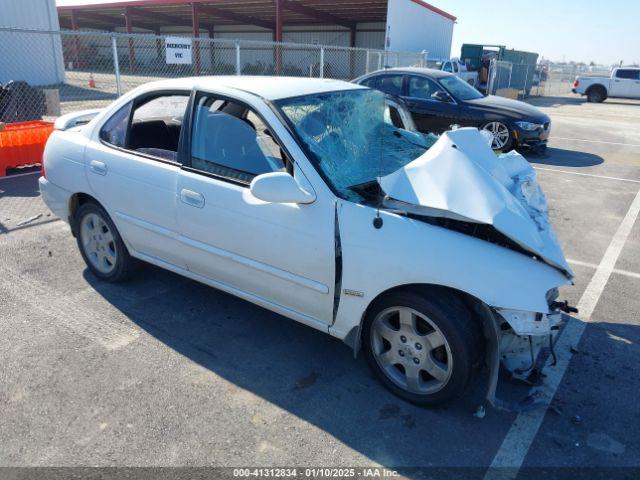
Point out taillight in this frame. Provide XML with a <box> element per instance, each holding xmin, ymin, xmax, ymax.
<box><xmin>573</xmin><ymin>79</ymin><xmax>580</xmax><ymax>88</ymax></box>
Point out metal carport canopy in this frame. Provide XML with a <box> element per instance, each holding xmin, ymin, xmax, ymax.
<box><xmin>57</xmin><ymin>0</ymin><xmax>456</xmax><ymax>41</ymax></box>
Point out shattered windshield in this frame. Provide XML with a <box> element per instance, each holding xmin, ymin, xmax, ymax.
<box><xmin>276</xmin><ymin>89</ymin><xmax>437</xmax><ymax>201</ymax></box>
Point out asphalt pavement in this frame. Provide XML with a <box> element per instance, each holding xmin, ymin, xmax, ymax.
<box><xmin>1</xmin><ymin>95</ymin><xmax>639</xmax><ymax>479</ymax></box>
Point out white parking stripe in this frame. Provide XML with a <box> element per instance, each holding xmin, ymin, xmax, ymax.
<box><xmin>568</xmin><ymin>258</ymin><xmax>640</xmax><ymax>281</ymax></box>
<box><xmin>485</xmin><ymin>186</ymin><xmax>640</xmax><ymax>479</ymax></box>
<box><xmin>551</xmin><ymin>137</ymin><xmax>640</xmax><ymax>148</ymax></box>
<box><xmin>534</xmin><ymin>167</ymin><xmax>640</xmax><ymax>184</ymax></box>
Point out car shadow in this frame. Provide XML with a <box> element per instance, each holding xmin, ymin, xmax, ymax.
<box><xmin>524</xmin><ymin>147</ymin><xmax>604</xmax><ymax>167</ymax></box>
<box><xmin>525</xmin><ymin>96</ymin><xmax>586</xmax><ymax>108</ymax></box>
<box><xmin>83</xmin><ymin>264</ymin><xmax>533</xmax><ymax>472</ymax></box>
<box><xmin>0</xmin><ymin>171</ymin><xmax>41</xmax><ymax>198</ymax></box>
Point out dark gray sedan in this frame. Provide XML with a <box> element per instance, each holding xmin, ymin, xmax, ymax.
<box><xmin>354</xmin><ymin>67</ymin><xmax>550</xmax><ymax>152</ymax></box>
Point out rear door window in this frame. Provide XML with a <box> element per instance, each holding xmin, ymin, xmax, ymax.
<box><xmin>127</xmin><ymin>94</ymin><xmax>189</xmax><ymax>161</ymax></box>
<box><xmin>377</xmin><ymin>75</ymin><xmax>404</xmax><ymax>96</ymax></box>
<box><xmin>359</xmin><ymin>77</ymin><xmax>379</xmax><ymax>89</ymax></box>
<box><xmin>100</xmin><ymin>92</ymin><xmax>190</xmax><ymax>162</ymax></box>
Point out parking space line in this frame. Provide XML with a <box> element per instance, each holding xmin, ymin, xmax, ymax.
<box><xmin>485</xmin><ymin>186</ymin><xmax>640</xmax><ymax>480</ymax></box>
<box><xmin>534</xmin><ymin>167</ymin><xmax>640</xmax><ymax>184</ymax></box>
<box><xmin>567</xmin><ymin>258</ymin><xmax>640</xmax><ymax>281</ymax></box>
<box><xmin>551</xmin><ymin>137</ymin><xmax>640</xmax><ymax>148</ymax></box>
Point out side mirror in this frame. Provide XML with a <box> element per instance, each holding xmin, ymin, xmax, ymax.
<box><xmin>250</xmin><ymin>172</ymin><xmax>316</xmax><ymax>204</ymax></box>
<box><xmin>431</xmin><ymin>90</ymin><xmax>452</xmax><ymax>103</ymax></box>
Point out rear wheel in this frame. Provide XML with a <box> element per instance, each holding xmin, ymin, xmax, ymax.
<box><xmin>482</xmin><ymin>121</ymin><xmax>514</xmax><ymax>151</ymax></box>
<box><xmin>75</xmin><ymin>202</ymin><xmax>136</xmax><ymax>282</ymax></box>
<box><xmin>362</xmin><ymin>289</ymin><xmax>481</xmax><ymax>406</ymax></box>
<box><xmin>587</xmin><ymin>86</ymin><xmax>606</xmax><ymax>103</ymax></box>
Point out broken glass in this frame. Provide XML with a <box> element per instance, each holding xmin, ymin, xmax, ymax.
<box><xmin>276</xmin><ymin>89</ymin><xmax>436</xmax><ymax>201</ymax></box>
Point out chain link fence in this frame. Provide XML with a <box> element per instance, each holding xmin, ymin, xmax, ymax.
<box><xmin>487</xmin><ymin>60</ymin><xmax>538</xmax><ymax>99</ymax></box>
<box><xmin>487</xmin><ymin>59</ymin><xmax>613</xmax><ymax>99</ymax></box>
<box><xmin>0</xmin><ymin>27</ymin><xmax>425</xmax><ymax>124</ymax></box>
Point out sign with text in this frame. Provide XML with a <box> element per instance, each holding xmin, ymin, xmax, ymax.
<box><xmin>165</xmin><ymin>37</ymin><xmax>192</xmax><ymax>65</ymax></box>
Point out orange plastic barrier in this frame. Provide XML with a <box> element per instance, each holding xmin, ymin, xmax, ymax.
<box><xmin>0</xmin><ymin>121</ymin><xmax>54</xmax><ymax>176</ymax></box>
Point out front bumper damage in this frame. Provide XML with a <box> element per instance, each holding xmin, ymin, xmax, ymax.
<box><xmin>496</xmin><ymin>309</ymin><xmax>563</xmax><ymax>383</ymax></box>
<box><xmin>481</xmin><ymin>304</ymin><xmax>574</xmax><ymax>413</ymax></box>
<box><xmin>375</xmin><ymin>127</ymin><xmax>577</xmax><ymax>411</ymax></box>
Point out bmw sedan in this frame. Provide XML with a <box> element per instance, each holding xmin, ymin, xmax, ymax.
<box><xmin>354</xmin><ymin>67</ymin><xmax>551</xmax><ymax>152</ymax></box>
<box><xmin>40</xmin><ymin>76</ymin><xmax>573</xmax><ymax>407</ymax></box>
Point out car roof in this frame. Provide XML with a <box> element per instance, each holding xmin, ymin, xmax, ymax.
<box><xmin>363</xmin><ymin>67</ymin><xmax>454</xmax><ymax>79</ymax></box>
<box><xmin>136</xmin><ymin>76</ymin><xmax>365</xmax><ymax>101</ymax></box>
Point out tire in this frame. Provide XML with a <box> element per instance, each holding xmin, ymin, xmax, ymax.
<box><xmin>75</xmin><ymin>202</ymin><xmax>136</xmax><ymax>282</ymax></box>
<box><xmin>587</xmin><ymin>86</ymin><xmax>606</xmax><ymax>103</ymax></box>
<box><xmin>362</xmin><ymin>288</ymin><xmax>482</xmax><ymax>406</ymax></box>
<box><xmin>481</xmin><ymin>121</ymin><xmax>514</xmax><ymax>151</ymax></box>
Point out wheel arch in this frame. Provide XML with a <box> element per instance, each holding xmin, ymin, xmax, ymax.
<box><xmin>343</xmin><ymin>282</ymin><xmax>491</xmax><ymax>357</ymax></box>
<box><xmin>68</xmin><ymin>192</ymin><xmax>103</xmax><ymax>237</ymax></box>
<box><xmin>586</xmin><ymin>83</ymin><xmax>607</xmax><ymax>98</ymax></box>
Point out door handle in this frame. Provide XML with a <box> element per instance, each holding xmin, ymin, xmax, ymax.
<box><xmin>89</xmin><ymin>160</ymin><xmax>107</xmax><ymax>175</ymax></box>
<box><xmin>180</xmin><ymin>189</ymin><xmax>205</xmax><ymax>208</ymax></box>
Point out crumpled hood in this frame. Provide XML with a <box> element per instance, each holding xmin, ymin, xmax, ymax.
<box><xmin>379</xmin><ymin>128</ymin><xmax>573</xmax><ymax>278</ymax></box>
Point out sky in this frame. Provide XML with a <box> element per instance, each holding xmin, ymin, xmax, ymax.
<box><xmin>435</xmin><ymin>0</ymin><xmax>640</xmax><ymax>66</ymax></box>
<box><xmin>56</xmin><ymin>0</ymin><xmax>639</xmax><ymax>65</ymax></box>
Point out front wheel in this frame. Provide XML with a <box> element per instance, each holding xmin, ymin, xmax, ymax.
<box><xmin>362</xmin><ymin>289</ymin><xmax>481</xmax><ymax>406</ymax></box>
<box><xmin>482</xmin><ymin>121</ymin><xmax>514</xmax><ymax>151</ymax></box>
<box><xmin>75</xmin><ymin>202</ymin><xmax>136</xmax><ymax>282</ymax></box>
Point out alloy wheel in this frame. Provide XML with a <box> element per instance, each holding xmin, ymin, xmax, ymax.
<box><xmin>371</xmin><ymin>306</ymin><xmax>453</xmax><ymax>395</ymax></box>
<box><xmin>80</xmin><ymin>212</ymin><xmax>117</xmax><ymax>275</ymax></box>
<box><xmin>482</xmin><ymin>122</ymin><xmax>511</xmax><ymax>150</ymax></box>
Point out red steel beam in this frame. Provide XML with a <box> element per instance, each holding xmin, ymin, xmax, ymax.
<box><xmin>192</xmin><ymin>2</ymin><xmax>201</xmax><ymax>75</ymax></box>
<box><xmin>197</xmin><ymin>4</ymin><xmax>272</xmax><ymax>30</ymax></box>
<box><xmin>127</xmin><ymin>6</ymin><xmax>192</xmax><ymax>27</ymax></box>
<box><xmin>67</xmin><ymin>9</ymin><xmax>156</xmax><ymax>31</ymax></box>
<box><xmin>70</xmin><ymin>10</ymin><xmax>80</xmax><ymax>69</ymax></box>
<box><xmin>73</xmin><ymin>10</ymin><xmax>119</xmax><ymax>26</ymax></box>
<box><xmin>349</xmin><ymin>26</ymin><xmax>356</xmax><ymax>78</ymax></box>
<box><xmin>274</xmin><ymin>0</ymin><xmax>283</xmax><ymax>42</ymax></box>
<box><xmin>125</xmin><ymin>6</ymin><xmax>136</xmax><ymax>72</ymax></box>
<box><xmin>281</xmin><ymin>0</ymin><xmax>355</xmax><ymax>29</ymax></box>
<box><xmin>274</xmin><ymin>0</ymin><xmax>282</xmax><ymax>74</ymax></box>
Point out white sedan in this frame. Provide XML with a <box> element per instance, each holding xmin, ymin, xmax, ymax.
<box><xmin>40</xmin><ymin>76</ymin><xmax>574</xmax><ymax>407</ymax></box>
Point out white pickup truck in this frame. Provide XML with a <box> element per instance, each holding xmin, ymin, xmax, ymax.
<box><xmin>572</xmin><ymin>67</ymin><xmax>640</xmax><ymax>102</ymax></box>
<box><xmin>435</xmin><ymin>59</ymin><xmax>479</xmax><ymax>86</ymax></box>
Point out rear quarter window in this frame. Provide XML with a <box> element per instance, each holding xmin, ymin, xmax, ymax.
<box><xmin>99</xmin><ymin>102</ymin><xmax>132</xmax><ymax>148</ymax></box>
<box><xmin>359</xmin><ymin>77</ymin><xmax>378</xmax><ymax>89</ymax></box>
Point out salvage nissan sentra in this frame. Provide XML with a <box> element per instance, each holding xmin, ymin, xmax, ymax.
<box><xmin>39</xmin><ymin>76</ymin><xmax>575</xmax><ymax>407</ymax></box>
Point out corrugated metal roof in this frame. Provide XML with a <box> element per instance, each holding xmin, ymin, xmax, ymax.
<box><xmin>57</xmin><ymin>0</ymin><xmax>456</xmax><ymax>30</ymax></box>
